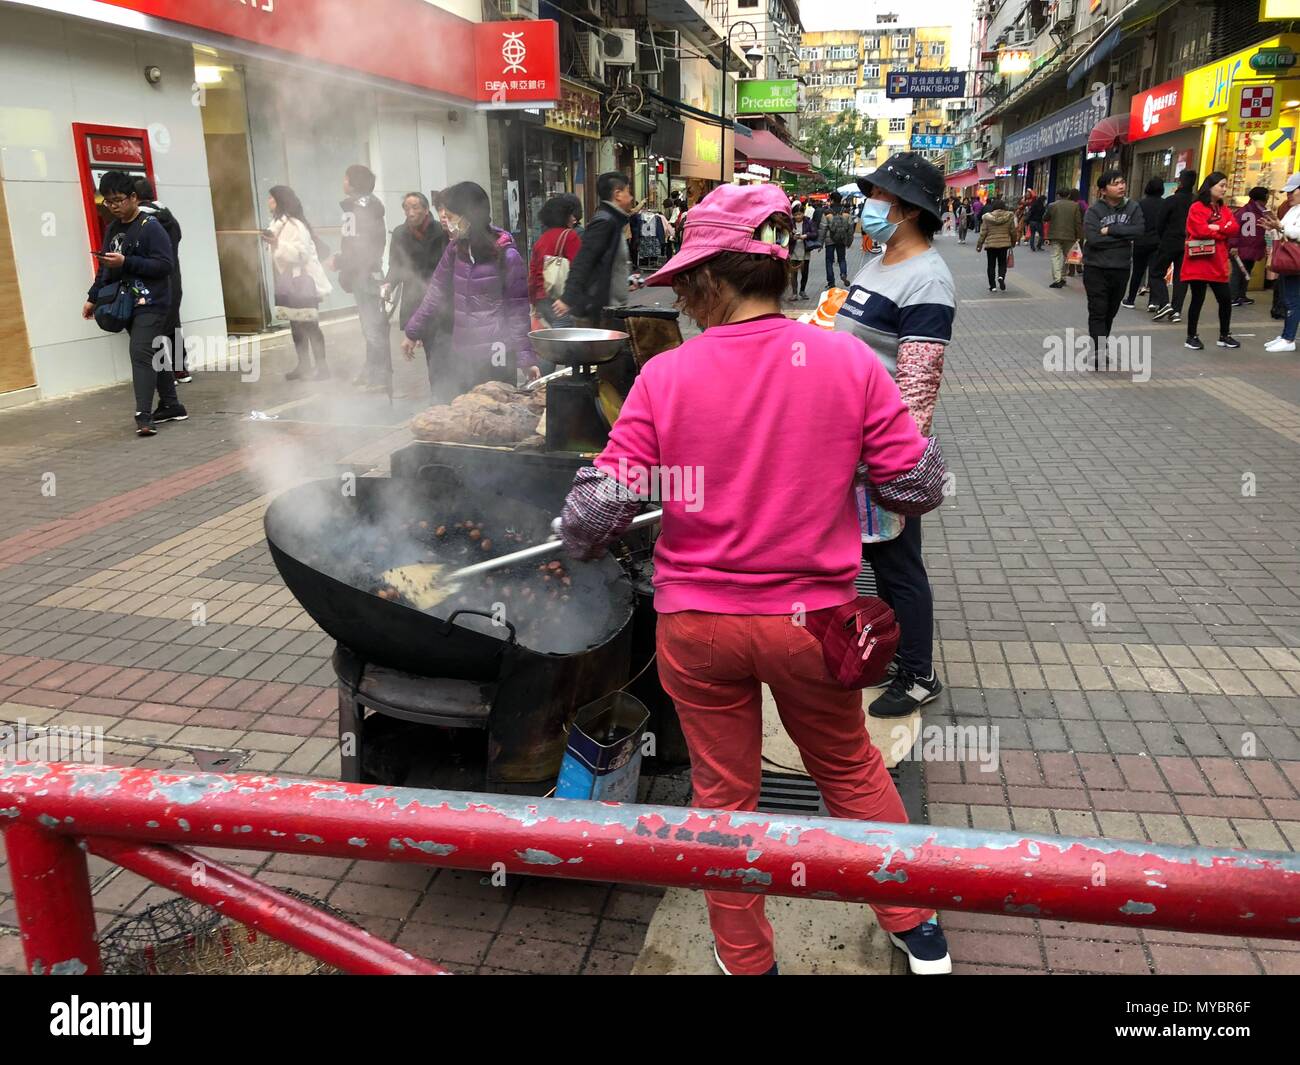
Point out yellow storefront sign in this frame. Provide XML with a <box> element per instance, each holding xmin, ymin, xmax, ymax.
<box><xmin>1181</xmin><ymin>35</ymin><xmax>1300</xmax><ymax>123</ymax></box>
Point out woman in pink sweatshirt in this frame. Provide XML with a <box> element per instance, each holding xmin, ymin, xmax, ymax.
<box><xmin>558</xmin><ymin>183</ymin><xmax>950</xmax><ymax>976</ymax></box>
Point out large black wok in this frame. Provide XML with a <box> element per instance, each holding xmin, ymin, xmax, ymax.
<box><xmin>264</xmin><ymin>477</ymin><xmax>634</xmax><ymax>680</ymax></box>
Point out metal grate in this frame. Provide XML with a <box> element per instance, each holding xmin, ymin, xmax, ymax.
<box><xmin>757</xmin><ymin>759</ymin><xmax>924</xmax><ymax>824</ymax></box>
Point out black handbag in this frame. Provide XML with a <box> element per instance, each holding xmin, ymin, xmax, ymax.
<box><xmin>93</xmin><ymin>281</ymin><xmax>135</xmax><ymax>333</ymax></box>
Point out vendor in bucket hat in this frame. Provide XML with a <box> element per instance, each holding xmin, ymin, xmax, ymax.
<box><xmin>855</xmin><ymin>152</ymin><xmax>945</xmax><ymax>227</ymax></box>
<box><xmin>643</xmin><ymin>183</ymin><xmax>792</xmax><ymax>288</ymax></box>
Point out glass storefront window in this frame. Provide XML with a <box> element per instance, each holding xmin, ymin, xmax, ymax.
<box><xmin>525</xmin><ymin>130</ymin><xmax>572</xmax><ymax>246</ymax></box>
<box><xmin>1214</xmin><ymin>127</ymin><xmax>1296</xmax><ymax>207</ymax></box>
<box><xmin>1054</xmin><ymin>152</ymin><xmax>1081</xmax><ymax>197</ymax></box>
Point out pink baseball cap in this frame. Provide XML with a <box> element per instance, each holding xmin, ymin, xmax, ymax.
<box><xmin>643</xmin><ymin>183</ymin><xmax>792</xmax><ymax>287</ymax></box>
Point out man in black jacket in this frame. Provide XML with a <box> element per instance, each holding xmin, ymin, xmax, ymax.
<box><xmin>134</xmin><ymin>178</ymin><xmax>190</xmax><ymax>383</ymax></box>
<box><xmin>327</xmin><ymin>164</ymin><xmax>390</xmax><ymax>390</ymax></box>
<box><xmin>1124</xmin><ymin>176</ymin><xmax>1165</xmax><ymax>309</ymax></box>
<box><xmin>1025</xmin><ymin>192</ymin><xmax>1047</xmax><ymax>251</ymax></box>
<box><xmin>554</xmin><ymin>171</ymin><xmax>635</xmax><ymax>324</ymax></box>
<box><xmin>383</xmin><ymin>191</ymin><xmax>449</xmax><ymax>394</ymax></box>
<box><xmin>1082</xmin><ymin>169</ymin><xmax>1144</xmax><ymax>369</ymax></box>
<box><xmin>1149</xmin><ymin>169</ymin><xmax>1196</xmax><ymax>322</ymax></box>
<box><xmin>82</xmin><ymin>170</ymin><xmax>185</xmax><ymax>437</ymax></box>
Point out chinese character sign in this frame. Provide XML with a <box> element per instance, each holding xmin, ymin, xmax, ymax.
<box><xmin>885</xmin><ymin>71</ymin><xmax>967</xmax><ymax>99</ymax></box>
<box><xmin>910</xmin><ymin>134</ymin><xmax>955</xmax><ymax>149</ymax></box>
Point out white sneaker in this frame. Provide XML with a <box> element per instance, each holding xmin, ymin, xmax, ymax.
<box><xmin>1265</xmin><ymin>337</ymin><xmax>1296</xmax><ymax>352</ymax></box>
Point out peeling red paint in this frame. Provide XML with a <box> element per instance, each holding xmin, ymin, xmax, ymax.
<box><xmin>2</xmin><ymin>762</ymin><xmax>1298</xmax><ymax>976</ymax></box>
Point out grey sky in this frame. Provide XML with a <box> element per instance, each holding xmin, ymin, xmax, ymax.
<box><xmin>798</xmin><ymin>0</ymin><xmax>975</xmax><ymax>49</ymax></box>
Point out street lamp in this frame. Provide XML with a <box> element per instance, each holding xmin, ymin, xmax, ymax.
<box><xmin>721</xmin><ymin>20</ymin><xmax>762</xmax><ymax>187</ymax></box>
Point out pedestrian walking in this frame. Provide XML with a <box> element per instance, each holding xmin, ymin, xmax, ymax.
<box><xmin>264</xmin><ymin>185</ymin><xmax>332</xmax><ymax>380</ymax></box>
<box><xmin>1265</xmin><ymin>172</ymin><xmax>1300</xmax><ymax>351</ymax></box>
<box><xmin>956</xmin><ymin>196</ymin><xmax>971</xmax><ymax>244</ymax></box>
<box><xmin>1025</xmin><ymin>189</ymin><xmax>1046</xmax><ymax>251</ymax></box>
<box><xmin>325</xmin><ymin>164</ymin><xmax>390</xmax><ymax>391</ymax></box>
<box><xmin>553</xmin><ymin>172</ymin><xmax>636</xmax><ymax>325</ymax></box>
<box><xmin>82</xmin><ymin>170</ymin><xmax>185</xmax><ymax>437</ymax></box>
<box><xmin>975</xmin><ymin>197</ymin><xmax>1016</xmax><ymax>291</ymax></box>
<box><xmin>401</xmin><ymin>180</ymin><xmax>536</xmax><ymax>396</ymax></box>
<box><xmin>1082</xmin><ymin>169</ymin><xmax>1145</xmax><ymax>369</ymax></box>
<box><xmin>835</xmin><ymin>152</ymin><xmax>954</xmax><ymax>719</ymax></box>
<box><xmin>819</xmin><ymin>191</ymin><xmax>854</xmax><ymax>287</ymax></box>
<box><xmin>1149</xmin><ymin>169</ymin><xmax>1197</xmax><ymax>322</ymax></box>
<box><xmin>382</xmin><ymin>191</ymin><xmax>449</xmax><ymax>394</ymax></box>
<box><xmin>529</xmin><ymin>193</ymin><xmax>583</xmax><ymax>328</ymax></box>
<box><xmin>1044</xmin><ymin>187</ymin><xmax>1083</xmax><ymax>287</ymax></box>
<box><xmin>134</xmin><ymin>178</ymin><xmax>189</xmax><ymax>382</ymax></box>
<box><xmin>1230</xmin><ymin>186</ymin><xmax>1273</xmax><ymax>306</ymax></box>
<box><xmin>1124</xmin><ymin>176</ymin><xmax>1165</xmax><ymax>308</ymax></box>
<box><xmin>786</xmin><ymin>201</ymin><xmax>815</xmax><ymax>299</ymax></box>
<box><xmin>1181</xmin><ymin>171</ymin><xmax>1240</xmax><ymax>351</ymax></box>
<box><xmin>557</xmin><ymin>181</ymin><xmax>952</xmax><ymax>978</ymax></box>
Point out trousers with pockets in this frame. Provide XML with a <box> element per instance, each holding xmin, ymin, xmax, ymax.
<box><xmin>655</xmin><ymin>611</ymin><xmax>934</xmax><ymax>976</ymax></box>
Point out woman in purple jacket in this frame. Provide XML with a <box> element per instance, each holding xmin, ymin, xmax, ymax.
<box><xmin>402</xmin><ymin>181</ymin><xmax>537</xmax><ymax>399</ymax></box>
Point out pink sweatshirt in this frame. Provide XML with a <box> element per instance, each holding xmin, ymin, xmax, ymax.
<box><xmin>593</xmin><ymin>315</ymin><xmax>933</xmax><ymax>614</ymax></box>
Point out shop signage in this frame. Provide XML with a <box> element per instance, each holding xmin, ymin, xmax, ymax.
<box><xmin>544</xmin><ymin>80</ymin><xmax>601</xmax><ymax>139</ymax></box>
<box><xmin>885</xmin><ymin>70</ymin><xmax>966</xmax><ymax>99</ymax></box>
<box><xmin>1128</xmin><ymin>78</ymin><xmax>1183</xmax><ymax>141</ymax></box>
<box><xmin>736</xmin><ymin>79</ymin><xmax>799</xmax><ymax>114</ymax></box>
<box><xmin>87</xmin><ymin>136</ymin><xmax>146</xmax><ymax>167</ymax></box>
<box><xmin>993</xmin><ymin>166</ymin><xmax>1012</xmax><ymax>177</ymax></box>
<box><xmin>92</xmin><ymin>0</ymin><xmax>560</xmax><ymax>106</ymax></box>
<box><xmin>1251</xmin><ymin>47</ymin><xmax>1297</xmax><ymax>71</ymax></box>
<box><xmin>745</xmin><ymin>163</ymin><xmax>772</xmax><ymax>178</ymax></box>
<box><xmin>1263</xmin><ymin>0</ymin><xmax>1300</xmax><ymax>17</ymax></box>
<box><xmin>1180</xmin><ymin>36</ymin><xmax>1300</xmax><ymax>123</ymax></box>
<box><xmin>997</xmin><ymin>50</ymin><xmax>1033</xmax><ymax>76</ymax></box>
<box><xmin>677</xmin><ymin>118</ymin><xmax>729</xmax><ymax>180</ymax></box>
<box><xmin>1229</xmin><ymin>84</ymin><xmax>1279</xmax><ymax>132</ymax></box>
<box><xmin>910</xmin><ymin>134</ymin><xmax>955</xmax><ymax>149</ymax></box>
<box><xmin>1003</xmin><ymin>86</ymin><xmax>1112</xmax><ymax>165</ymax></box>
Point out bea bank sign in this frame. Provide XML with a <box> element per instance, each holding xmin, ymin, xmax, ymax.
<box><xmin>1128</xmin><ymin>78</ymin><xmax>1183</xmax><ymax>142</ymax></box>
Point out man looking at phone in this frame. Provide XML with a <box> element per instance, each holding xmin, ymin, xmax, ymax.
<box><xmin>82</xmin><ymin>170</ymin><xmax>187</xmax><ymax>437</ymax></box>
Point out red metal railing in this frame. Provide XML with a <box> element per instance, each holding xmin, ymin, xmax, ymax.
<box><xmin>2</xmin><ymin>761</ymin><xmax>1298</xmax><ymax>975</ymax></box>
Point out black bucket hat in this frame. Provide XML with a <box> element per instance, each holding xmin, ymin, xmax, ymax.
<box><xmin>856</xmin><ymin>152</ymin><xmax>945</xmax><ymax>225</ymax></box>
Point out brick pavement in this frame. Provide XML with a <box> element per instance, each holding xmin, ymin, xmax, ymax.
<box><xmin>0</xmin><ymin>240</ymin><xmax>1298</xmax><ymax>975</ymax></box>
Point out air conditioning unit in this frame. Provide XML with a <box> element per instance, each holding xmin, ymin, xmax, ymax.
<box><xmin>497</xmin><ymin>0</ymin><xmax>538</xmax><ymax>17</ymax></box>
<box><xmin>604</xmin><ymin>29</ymin><xmax>637</xmax><ymax>66</ymax></box>
<box><xmin>636</xmin><ymin>31</ymin><xmax>663</xmax><ymax>74</ymax></box>
<box><xmin>574</xmin><ymin>31</ymin><xmax>605</xmax><ymax>82</ymax></box>
<box><xmin>1008</xmin><ymin>27</ymin><xmax>1032</xmax><ymax>46</ymax></box>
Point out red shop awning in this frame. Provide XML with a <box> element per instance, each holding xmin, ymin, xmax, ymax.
<box><xmin>945</xmin><ymin>161</ymin><xmax>993</xmax><ymax>187</ymax></box>
<box><xmin>735</xmin><ymin>129</ymin><xmax>814</xmax><ymax>173</ymax></box>
<box><xmin>1087</xmin><ymin>116</ymin><xmax>1128</xmax><ymax>155</ymax></box>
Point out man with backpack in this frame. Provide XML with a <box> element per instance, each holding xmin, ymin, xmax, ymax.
<box><xmin>134</xmin><ymin>178</ymin><xmax>190</xmax><ymax>383</ymax></box>
<box><xmin>819</xmin><ymin>191</ymin><xmax>855</xmax><ymax>288</ymax></box>
<box><xmin>81</xmin><ymin>170</ymin><xmax>186</xmax><ymax>437</ymax></box>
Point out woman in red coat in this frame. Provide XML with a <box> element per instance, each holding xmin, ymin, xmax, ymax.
<box><xmin>1181</xmin><ymin>171</ymin><xmax>1240</xmax><ymax>350</ymax></box>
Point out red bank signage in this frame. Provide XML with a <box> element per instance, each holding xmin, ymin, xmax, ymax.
<box><xmin>1129</xmin><ymin>78</ymin><xmax>1185</xmax><ymax>142</ymax></box>
<box><xmin>92</xmin><ymin>0</ymin><xmax>559</xmax><ymax>105</ymax></box>
<box><xmin>87</xmin><ymin>135</ymin><xmax>146</xmax><ymax>166</ymax></box>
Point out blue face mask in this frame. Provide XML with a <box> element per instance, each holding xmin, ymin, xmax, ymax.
<box><xmin>860</xmin><ymin>198</ymin><xmax>898</xmax><ymax>243</ymax></box>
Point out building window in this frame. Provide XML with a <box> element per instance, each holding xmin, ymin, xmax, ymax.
<box><xmin>828</xmin><ymin>45</ymin><xmax>859</xmax><ymax>61</ymax></box>
<box><xmin>889</xmin><ymin>117</ymin><xmax>906</xmax><ymax>133</ymax></box>
<box><xmin>929</xmin><ymin>42</ymin><xmax>945</xmax><ymax>57</ymax></box>
<box><xmin>738</xmin><ymin>0</ymin><xmax>758</xmax><ymax>7</ymax></box>
<box><xmin>863</xmin><ymin>64</ymin><xmax>879</xmax><ymax>80</ymax></box>
<box><xmin>893</xmin><ymin>34</ymin><xmax>910</xmax><ymax>50</ymax></box>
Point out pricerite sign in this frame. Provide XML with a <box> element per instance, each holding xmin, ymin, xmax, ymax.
<box><xmin>91</xmin><ymin>0</ymin><xmax>559</xmax><ymax>105</ymax></box>
<box><xmin>1128</xmin><ymin>78</ymin><xmax>1184</xmax><ymax>141</ymax></box>
<box><xmin>735</xmin><ymin>79</ymin><xmax>799</xmax><ymax>114</ymax></box>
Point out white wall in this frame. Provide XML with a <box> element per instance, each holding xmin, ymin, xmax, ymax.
<box><xmin>0</xmin><ymin>6</ymin><xmax>227</xmax><ymax>399</ymax></box>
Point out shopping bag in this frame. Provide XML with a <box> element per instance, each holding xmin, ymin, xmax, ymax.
<box><xmin>1006</xmin><ymin>248</ymin><xmax>1016</xmax><ymax>270</ymax></box>
<box><xmin>1066</xmin><ymin>241</ymin><xmax>1083</xmax><ymax>266</ymax></box>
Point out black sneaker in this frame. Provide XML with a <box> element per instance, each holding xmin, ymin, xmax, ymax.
<box><xmin>1049</xmin><ymin>280</ymin><xmax>1065</xmax><ymax>288</ymax></box>
<box><xmin>151</xmin><ymin>403</ymin><xmax>188</xmax><ymax>424</ymax></box>
<box><xmin>998</xmin><ymin>276</ymin><xmax>1006</xmax><ymax>291</ymax></box>
<box><xmin>869</xmin><ymin>669</ymin><xmax>943</xmax><ymax>718</ymax></box>
<box><xmin>174</xmin><ymin>373</ymin><xmax>193</xmax><ymax>384</ymax></box>
<box><xmin>1169</xmin><ymin>311</ymin><xmax>1182</xmax><ymax>323</ymax></box>
<box><xmin>889</xmin><ymin>916</ymin><xmax>952</xmax><ymax>975</ymax></box>
<box><xmin>1217</xmin><ymin>334</ymin><xmax>1241</xmax><ymax>348</ymax></box>
<box><xmin>1120</xmin><ymin>300</ymin><xmax>1136</xmax><ymax>309</ymax></box>
<box><xmin>1185</xmin><ymin>336</ymin><xmax>1204</xmax><ymax>350</ymax></box>
<box><xmin>1151</xmin><ymin>304</ymin><xmax>1173</xmax><ymax>320</ymax></box>
<box><xmin>134</xmin><ymin>413</ymin><xmax>156</xmax><ymax>437</ymax></box>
